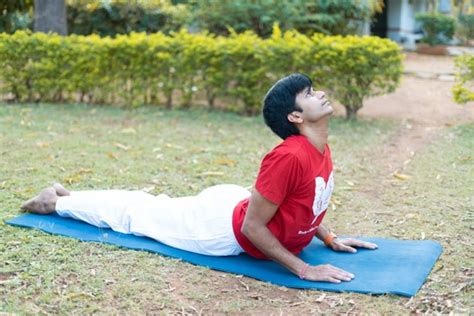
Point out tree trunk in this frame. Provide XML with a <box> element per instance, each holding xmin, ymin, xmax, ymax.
<box><xmin>34</xmin><ymin>0</ymin><xmax>67</xmax><ymax>35</ymax></box>
<box><xmin>166</xmin><ymin>92</ymin><xmax>173</xmax><ymax>110</ymax></box>
<box><xmin>345</xmin><ymin>106</ymin><xmax>359</xmax><ymax>120</ymax></box>
<box><xmin>206</xmin><ymin>88</ymin><xmax>215</xmax><ymax>109</ymax></box>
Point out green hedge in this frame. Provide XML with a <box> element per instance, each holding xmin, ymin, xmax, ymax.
<box><xmin>415</xmin><ymin>13</ymin><xmax>456</xmax><ymax>46</ymax></box>
<box><xmin>452</xmin><ymin>54</ymin><xmax>474</xmax><ymax>104</ymax></box>
<box><xmin>0</xmin><ymin>27</ymin><xmax>403</xmax><ymax>118</ymax></box>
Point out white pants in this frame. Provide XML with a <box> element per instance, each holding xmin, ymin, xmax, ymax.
<box><xmin>55</xmin><ymin>184</ymin><xmax>250</xmax><ymax>256</ymax></box>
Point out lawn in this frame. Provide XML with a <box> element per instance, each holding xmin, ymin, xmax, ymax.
<box><xmin>0</xmin><ymin>102</ymin><xmax>472</xmax><ymax>314</ymax></box>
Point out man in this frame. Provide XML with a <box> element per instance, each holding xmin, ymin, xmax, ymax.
<box><xmin>21</xmin><ymin>73</ymin><xmax>377</xmax><ymax>283</ymax></box>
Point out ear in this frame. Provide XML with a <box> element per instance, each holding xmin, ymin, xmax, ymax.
<box><xmin>287</xmin><ymin>111</ymin><xmax>303</xmax><ymax>124</ymax></box>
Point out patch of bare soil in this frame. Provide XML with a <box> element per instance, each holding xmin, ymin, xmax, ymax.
<box><xmin>333</xmin><ymin>52</ymin><xmax>473</xmax><ymax>125</ymax></box>
<box><xmin>332</xmin><ymin>53</ymin><xmax>473</xmax><ymax>181</ymax></box>
<box><xmin>360</xmin><ymin>76</ymin><xmax>474</xmax><ymax>125</ymax></box>
<box><xmin>333</xmin><ymin>78</ymin><xmax>474</xmax><ymax>126</ymax></box>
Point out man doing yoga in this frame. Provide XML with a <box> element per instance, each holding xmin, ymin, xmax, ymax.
<box><xmin>22</xmin><ymin>73</ymin><xmax>377</xmax><ymax>283</ymax></box>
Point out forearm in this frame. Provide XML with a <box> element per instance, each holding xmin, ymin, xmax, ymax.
<box><xmin>315</xmin><ymin>224</ymin><xmax>334</xmax><ymax>242</ymax></box>
<box><xmin>244</xmin><ymin>225</ymin><xmax>306</xmax><ymax>275</ymax></box>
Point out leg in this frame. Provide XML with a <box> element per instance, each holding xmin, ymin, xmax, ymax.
<box><xmin>54</xmin><ymin>188</ymin><xmax>161</xmax><ymax>234</ymax></box>
<box><xmin>22</xmin><ymin>183</ymin><xmax>250</xmax><ymax>256</ymax></box>
<box><xmin>128</xmin><ymin>184</ymin><xmax>250</xmax><ymax>256</ymax></box>
<box><xmin>21</xmin><ymin>183</ymin><xmax>160</xmax><ymax>234</ymax></box>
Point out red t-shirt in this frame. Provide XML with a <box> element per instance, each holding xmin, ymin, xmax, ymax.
<box><xmin>232</xmin><ymin>135</ymin><xmax>334</xmax><ymax>259</ymax></box>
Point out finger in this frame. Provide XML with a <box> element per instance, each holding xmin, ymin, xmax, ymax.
<box><xmin>367</xmin><ymin>242</ymin><xmax>378</xmax><ymax>249</ymax></box>
<box><xmin>329</xmin><ymin>271</ymin><xmax>353</xmax><ymax>282</ymax></box>
<box><xmin>355</xmin><ymin>241</ymin><xmax>378</xmax><ymax>249</ymax></box>
<box><xmin>332</xmin><ymin>272</ymin><xmax>352</xmax><ymax>281</ymax></box>
<box><xmin>345</xmin><ymin>239</ymin><xmax>378</xmax><ymax>249</ymax></box>
<box><xmin>339</xmin><ymin>244</ymin><xmax>357</xmax><ymax>253</ymax></box>
<box><xmin>327</xmin><ymin>277</ymin><xmax>341</xmax><ymax>283</ymax></box>
<box><xmin>328</xmin><ymin>265</ymin><xmax>354</xmax><ymax>278</ymax></box>
<box><xmin>333</xmin><ymin>270</ymin><xmax>354</xmax><ymax>280</ymax></box>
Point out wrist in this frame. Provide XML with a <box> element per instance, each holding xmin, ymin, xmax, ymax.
<box><xmin>298</xmin><ymin>263</ymin><xmax>310</xmax><ymax>279</ymax></box>
<box><xmin>323</xmin><ymin>232</ymin><xmax>337</xmax><ymax>247</ymax></box>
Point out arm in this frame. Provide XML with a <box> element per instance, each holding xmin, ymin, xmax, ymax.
<box><xmin>241</xmin><ymin>190</ymin><xmax>354</xmax><ymax>283</ymax></box>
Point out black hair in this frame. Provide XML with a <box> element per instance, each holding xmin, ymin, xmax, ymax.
<box><xmin>262</xmin><ymin>73</ymin><xmax>312</xmax><ymax>139</ymax></box>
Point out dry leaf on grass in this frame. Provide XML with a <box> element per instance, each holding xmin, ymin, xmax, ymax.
<box><xmin>214</xmin><ymin>158</ymin><xmax>236</xmax><ymax>167</ymax></box>
<box><xmin>344</xmin><ymin>180</ymin><xmax>356</xmax><ymax>186</ymax></box>
<box><xmin>120</xmin><ymin>127</ymin><xmax>137</xmax><ymax>134</ymax></box>
<box><xmin>64</xmin><ymin>168</ymin><xmax>93</xmax><ymax>185</ymax></box>
<box><xmin>457</xmin><ymin>156</ymin><xmax>471</xmax><ymax>162</ymax></box>
<box><xmin>142</xmin><ymin>186</ymin><xmax>155</xmax><ymax>193</ymax></box>
<box><xmin>107</xmin><ymin>152</ymin><xmax>118</xmax><ymax>160</ymax></box>
<box><xmin>113</xmin><ymin>142</ymin><xmax>131</xmax><ymax>151</ymax></box>
<box><xmin>331</xmin><ymin>197</ymin><xmax>342</xmax><ymax>206</ymax></box>
<box><xmin>393</xmin><ymin>171</ymin><xmax>411</xmax><ymax>180</ymax></box>
<box><xmin>165</xmin><ymin>143</ymin><xmax>183</xmax><ymax>149</ymax></box>
<box><xmin>36</xmin><ymin>141</ymin><xmax>50</xmax><ymax>148</ymax></box>
<box><xmin>315</xmin><ymin>293</ymin><xmax>326</xmax><ymax>303</ymax></box>
<box><xmin>64</xmin><ymin>175</ymin><xmax>80</xmax><ymax>185</ymax></box>
<box><xmin>198</xmin><ymin>171</ymin><xmax>224</xmax><ymax>177</ymax></box>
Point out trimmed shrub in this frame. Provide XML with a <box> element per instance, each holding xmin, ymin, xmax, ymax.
<box><xmin>452</xmin><ymin>54</ymin><xmax>474</xmax><ymax>104</ymax></box>
<box><xmin>310</xmin><ymin>34</ymin><xmax>403</xmax><ymax>119</ymax></box>
<box><xmin>0</xmin><ymin>29</ymin><xmax>403</xmax><ymax>118</ymax></box>
<box><xmin>415</xmin><ymin>13</ymin><xmax>456</xmax><ymax>45</ymax></box>
<box><xmin>456</xmin><ymin>14</ymin><xmax>474</xmax><ymax>45</ymax></box>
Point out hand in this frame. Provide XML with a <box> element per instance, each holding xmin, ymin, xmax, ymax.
<box><xmin>304</xmin><ymin>264</ymin><xmax>354</xmax><ymax>283</ymax></box>
<box><xmin>329</xmin><ymin>238</ymin><xmax>378</xmax><ymax>253</ymax></box>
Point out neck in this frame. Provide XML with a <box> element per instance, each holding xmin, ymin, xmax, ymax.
<box><xmin>298</xmin><ymin>117</ymin><xmax>329</xmax><ymax>154</ymax></box>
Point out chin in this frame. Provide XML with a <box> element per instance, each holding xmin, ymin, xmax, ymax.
<box><xmin>326</xmin><ymin>106</ymin><xmax>334</xmax><ymax>116</ymax></box>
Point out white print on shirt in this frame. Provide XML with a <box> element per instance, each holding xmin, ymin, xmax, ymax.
<box><xmin>311</xmin><ymin>171</ymin><xmax>334</xmax><ymax>225</ymax></box>
<box><xmin>298</xmin><ymin>225</ymin><xmax>318</xmax><ymax>235</ymax></box>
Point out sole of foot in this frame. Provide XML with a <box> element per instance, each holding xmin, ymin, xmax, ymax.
<box><xmin>21</xmin><ymin>187</ymin><xmax>58</xmax><ymax>214</ymax></box>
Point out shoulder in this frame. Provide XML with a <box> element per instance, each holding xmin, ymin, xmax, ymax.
<box><xmin>273</xmin><ymin>135</ymin><xmax>307</xmax><ymax>155</ymax></box>
<box><xmin>264</xmin><ymin>136</ymin><xmax>306</xmax><ymax>164</ymax></box>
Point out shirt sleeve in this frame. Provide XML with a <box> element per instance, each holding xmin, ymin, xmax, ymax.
<box><xmin>255</xmin><ymin>150</ymin><xmax>302</xmax><ymax>205</ymax></box>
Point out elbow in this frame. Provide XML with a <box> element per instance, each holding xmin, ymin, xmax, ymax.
<box><xmin>241</xmin><ymin>220</ymin><xmax>258</xmax><ymax>239</ymax></box>
<box><xmin>241</xmin><ymin>222</ymin><xmax>250</xmax><ymax>237</ymax></box>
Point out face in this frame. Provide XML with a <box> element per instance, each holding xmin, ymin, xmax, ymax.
<box><xmin>291</xmin><ymin>86</ymin><xmax>333</xmax><ymax>124</ymax></box>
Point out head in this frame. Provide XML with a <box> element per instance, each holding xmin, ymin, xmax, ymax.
<box><xmin>262</xmin><ymin>73</ymin><xmax>333</xmax><ymax>139</ymax></box>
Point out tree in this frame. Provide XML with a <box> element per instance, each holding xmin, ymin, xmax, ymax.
<box><xmin>34</xmin><ymin>0</ymin><xmax>67</xmax><ymax>35</ymax></box>
<box><xmin>0</xmin><ymin>0</ymin><xmax>33</xmax><ymax>33</ymax></box>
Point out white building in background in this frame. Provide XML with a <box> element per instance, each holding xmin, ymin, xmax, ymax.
<box><xmin>369</xmin><ymin>0</ymin><xmax>452</xmax><ymax>50</ymax></box>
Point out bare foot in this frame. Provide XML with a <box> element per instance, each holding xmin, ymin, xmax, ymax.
<box><xmin>21</xmin><ymin>187</ymin><xmax>58</xmax><ymax>214</ymax></box>
<box><xmin>53</xmin><ymin>182</ymin><xmax>70</xmax><ymax>196</ymax></box>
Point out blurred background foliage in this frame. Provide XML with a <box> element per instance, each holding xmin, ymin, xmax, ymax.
<box><xmin>1</xmin><ymin>0</ymin><xmax>472</xmax><ymax>41</ymax></box>
<box><xmin>0</xmin><ymin>0</ymin><xmax>384</xmax><ymax>37</ymax></box>
<box><xmin>0</xmin><ymin>0</ymin><xmax>34</xmax><ymax>33</ymax></box>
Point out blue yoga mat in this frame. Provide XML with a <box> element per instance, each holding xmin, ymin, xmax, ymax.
<box><xmin>6</xmin><ymin>213</ymin><xmax>442</xmax><ymax>297</ymax></box>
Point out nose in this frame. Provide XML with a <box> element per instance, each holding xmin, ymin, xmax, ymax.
<box><xmin>315</xmin><ymin>91</ymin><xmax>326</xmax><ymax>99</ymax></box>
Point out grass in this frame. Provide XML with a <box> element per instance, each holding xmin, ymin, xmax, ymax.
<box><xmin>0</xmin><ymin>102</ymin><xmax>472</xmax><ymax>314</ymax></box>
